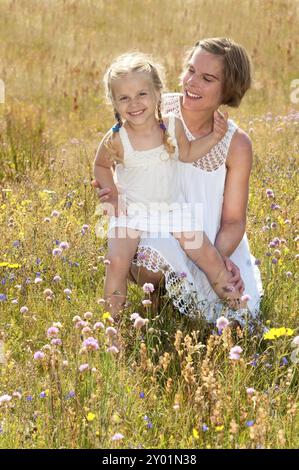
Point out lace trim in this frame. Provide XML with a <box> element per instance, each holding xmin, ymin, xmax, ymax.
<box><xmin>162</xmin><ymin>93</ymin><xmax>237</xmax><ymax>172</ymax></box>
<box><xmin>133</xmin><ymin>244</ymin><xmax>262</xmax><ymax>329</ymax></box>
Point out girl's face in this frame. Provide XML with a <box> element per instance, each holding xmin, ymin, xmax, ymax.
<box><xmin>181</xmin><ymin>48</ymin><xmax>224</xmax><ymax>113</ymax></box>
<box><xmin>112</xmin><ymin>72</ymin><xmax>160</xmax><ymax>125</ymax></box>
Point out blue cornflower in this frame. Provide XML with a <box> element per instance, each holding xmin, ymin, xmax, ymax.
<box><xmin>26</xmin><ymin>395</ymin><xmax>33</xmax><ymax>401</ymax></box>
<box><xmin>39</xmin><ymin>391</ymin><xmax>46</xmax><ymax>398</ymax></box>
<box><xmin>280</xmin><ymin>357</ymin><xmax>288</xmax><ymax>366</ymax></box>
<box><xmin>139</xmin><ymin>392</ymin><xmax>145</xmax><ymax>399</ymax></box>
<box><xmin>246</xmin><ymin>420</ymin><xmax>255</xmax><ymax>427</ymax></box>
<box><xmin>0</xmin><ymin>294</ymin><xmax>7</xmax><ymax>302</ymax></box>
<box><xmin>202</xmin><ymin>424</ymin><xmax>209</xmax><ymax>432</ymax></box>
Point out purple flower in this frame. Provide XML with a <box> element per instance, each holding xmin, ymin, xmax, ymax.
<box><xmin>82</xmin><ymin>337</ymin><xmax>99</xmax><ymax>351</ymax></box>
<box><xmin>216</xmin><ymin>316</ymin><xmax>229</xmax><ymax>332</ymax></box>
<box><xmin>246</xmin><ymin>420</ymin><xmax>255</xmax><ymax>427</ymax></box>
<box><xmin>59</xmin><ymin>241</ymin><xmax>70</xmax><ymax>250</ymax></box>
<box><xmin>66</xmin><ymin>390</ymin><xmax>75</xmax><ymax>399</ymax></box>
<box><xmin>79</xmin><ymin>363</ymin><xmax>89</xmax><ymax>373</ymax></box>
<box><xmin>139</xmin><ymin>392</ymin><xmax>145</xmax><ymax>399</ymax></box>
<box><xmin>202</xmin><ymin>424</ymin><xmax>209</xmax><ymax>432</ymax></box>
<box><xmin>34</xmin><ymin>351</ymin><xmax>45</xmax><ymax>361</ymax></box>
<box><xmin>254</xmin><ymin>259</ymin><xmax>261</xmax><ymax>265</ymax></box>
<box><xmin>52</xmin><ymin>248</ymin><xmax>62</xmax><ymax>257</ymax></box>
<box><xmin>0</xmin><ymin>294</ymin><xmax>7</xmax><ymax>302</ymax></box>
<box><xmin>39</xmin><ymin>391</ymin><xmax>46</xmax><ymax>398</ymax></box>
<box><xmin>47</xmin><ymin>326</ymin><xmax>59</xmax><ymax>338</ymax></box>
<box><xmin>26</xmin><ymin>396</ymin><xmax>33</xmax><ymax>401</ymax></box>
<box><xmin>111</xmin><ymin>433</ymin><xmax>124</xmax><ymax>441</ymax></box>
<box><xmin>272</xmin><ymin>258</ymin><xmax>278</xmax><ymax>264</ymax></box>
<box><xmin>229</xmin><ymin>346</ymin><xmax>243</xmax><ymax>361</ymax></box>
<box><xmin>280</xmin><ymin>357</ymin><xmax>288</xmax><ymax>366</ymax></box>
<box><xmin>142</xmin><ymin>283</ymin><xmax>155</xmax><ymax>294</ymax></box>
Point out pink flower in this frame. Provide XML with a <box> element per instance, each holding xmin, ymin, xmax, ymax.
<box><xmin>47</xmin><ymin>326</ymin><xmax>59</xmax><ymax>338</ymax></box>
<box><xmin>111</xmin><ymin>432</ymin><xmax>124</xmax><ymax>441</ymax></box>
<box><xmin>107</xmin><ymin>346</ymin><xmax>119</xmax><ymax>354</ymax></box>
<box><xmin>142</xmin><ymin>299</ymin><xmax>152</xmax><ymax>306</ymax></box>
<box><xmin>229</xmin><ymin>346</ymin><xmax>243</xmax><ymax>361</ymax></box>
<box><xmin>142</xmin><ymin>283</ymin><xmax>155</xmax><ymax>294</ymax></box>
<box><xmin>130</xmin><ymin>313</ymin><xmax>140</xmax><ymax>321</ymax></box>
<box><xmin>59</xmin><ymin>241</ymin><xmax>69</xmax><ymax>250</ymax></box>
<box><xmin>83</xmin><ymin>311</ymin><xmax>93</xmax><ymax>319</ymax></box>
<box><xmin>79</xmin><ymin>363</ymin><xmax>89</xmax><ymax>372</ymax></box>
<box><xmin>82</xmin><ymin>337</ymin><xmax>99</xmax><ymax>351</ymax></box>
<box><xmin>20</xmin><ymin>306</ymin><xmax>29</xmax><ymax>314</ymax></box>
<box><xmin>93</xmin><ymin>322</ymin><xmax>105</xmax><ymax>330</ymax></box>
<box><xmin>106</xmin><ymin>327</ymin><xmax>117</xmax><ymax>337</ymax></box>
<box><xmin>246</xmin><ymin>387</ymin><xmax>256</xmax><ymax>396</ymax></box>
<box><xmin>51</xmin><ymin>338</ymin><xmax>62</xmax><ymax>346</ymax></box>
<box><xmin>51</xmin><ymin>210</ymin><xmax>60</xmax><ymax>217</ymax></box>
<box><xmin>34</xmin><ymin>351</ymin><xmax>45</xmax><ymax>361</ymax></box>
<box><xmin>52</xmin><ymin>248</ymin><xmax>62</xmax><ymax>257</ymax></box>
<box><xmin>53</xmin><ymin>275</ymin><xmax>62</xmax><ymax>282</ymax></box>
<box><xmin>133</xmin><ymin>317</ymin><xmax>149</xmax><ymax>329</ymax></box>
<box><xmin>216</xmin><ymin>316</ymin><xmax>229</xmax><ymax>331</ymax></box>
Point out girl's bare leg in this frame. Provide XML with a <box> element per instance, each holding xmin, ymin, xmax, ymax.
<box><xmin>104</xmin><ymin>227</ymin><xmax>140</xmax><ymax>319</ymax></box>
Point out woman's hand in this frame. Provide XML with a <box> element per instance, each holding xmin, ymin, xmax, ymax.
<box><xmin>92</xmin><ymin>180</ymin><xmax>126</xmax><ymax>217</ymax></box>
<box><xmin>222</xmin><ymin>256</ymin><xmax>245</xmax><ymax>293</ymax></box>
<box><xmin>213</xmin><ymin>110</ymin><xmax>228</xmax><ymax>141</ymax></box>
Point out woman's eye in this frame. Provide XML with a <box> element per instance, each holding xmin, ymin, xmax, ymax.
<box><xmin>203</xmin><ymin>77</ymin><xmax>212</xmax><ymax>82</ymax></box>
<box><xmin>188</xmin><ymin>68</ymin><xmax>195</xmax><ymax>73</ymax></box>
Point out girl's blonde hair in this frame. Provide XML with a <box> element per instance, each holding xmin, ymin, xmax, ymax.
<box><xmin>182</xmin><ymin>37</ymin><xmax>252</xmax><ymax>107</ymax></box>
<box><xmin>103</xmin><ymin>52</ymin><xmax>175</xmax><ymax>159</ymax></box>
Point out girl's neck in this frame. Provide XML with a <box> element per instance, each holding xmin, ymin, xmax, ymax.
<box><xmin>125</xmin><ymin>116</ymin><xmax>159</xmax><ymax>135</ymax></box>
<box><xmin>180</xmin><ymin>98</ymin><xmax>214</xmax><ymax>137</ymax></box>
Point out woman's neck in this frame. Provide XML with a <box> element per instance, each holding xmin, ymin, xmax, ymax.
<box><xmin>180</xmin><ymin>98</ymin><xmax>214</xmax><ymax>137</ymax></box>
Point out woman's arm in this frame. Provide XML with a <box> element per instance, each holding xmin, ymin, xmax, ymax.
<box><xmin>176</xmin><ymin>111</ymin><xmax>228</xmax><ymax>162</ymax></box>
<box><xmin>214</xmin><ymin>129</ymin><xmax>253</xmax><ymax>257</ymax></box>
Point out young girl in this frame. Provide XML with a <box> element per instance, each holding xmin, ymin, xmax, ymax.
<box><xmin>94</xmin><ymin>52</ymin><xmax>244</xmax><ymax>318</ymax></box>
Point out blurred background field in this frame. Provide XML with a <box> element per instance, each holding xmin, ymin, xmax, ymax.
<box><xmin>0</xmin><ymin>0</ymin><xmax>298</xmax><ymax>449</ymax></box>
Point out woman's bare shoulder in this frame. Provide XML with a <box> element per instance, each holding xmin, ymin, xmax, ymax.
<box><xmin>227</xmin><ymin>127</ymin><xmax>252</xmax><ymax>167</ymax></box>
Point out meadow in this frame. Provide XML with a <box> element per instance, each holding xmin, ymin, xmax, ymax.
<box><xmin>0</xmin><ymin>0</ymin><xmax>298</xmax><ymax>449</ymax></box>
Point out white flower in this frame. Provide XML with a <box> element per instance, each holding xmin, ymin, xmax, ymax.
<box><xmin>0</xmin><ymin>394</ymin><xmax>12</xmax><ymax>404</ymax></box>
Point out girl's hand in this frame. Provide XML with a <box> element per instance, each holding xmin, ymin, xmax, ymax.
<box><xmin>212</xmin><ymin>110</ymin><xmax>228</xmax><ymax>141</ymax></box>
<box><xmin>92</xmin><ymin>180</ymin><xmax>126</xmax><ymax>217</ymax></box>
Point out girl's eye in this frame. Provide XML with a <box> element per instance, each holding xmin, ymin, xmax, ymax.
<box><xmin>119</xmin><ymin>97</ymin><xmax>128</xmax><ymax>102</ymax></box>
<box><xmin>139</xmin><ymin>92</ymin><xmax>147</xmax><ymax>96</ymax></box>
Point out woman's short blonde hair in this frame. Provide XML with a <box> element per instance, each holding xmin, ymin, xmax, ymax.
<box><xmin>182</xmin><ymin>37</ymin><xmax>252</xmax><ymax>107</ymax></box>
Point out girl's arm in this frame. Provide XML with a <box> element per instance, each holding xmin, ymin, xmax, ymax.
<box><xmin>176</xmin><ymin>111</ymin><xmax>228</xmax><ymax>163</ymax></box>
<box><xmin>93</xmin><ymin>132</ymin><xmax>122</xmax><ymax>216</ymax></box>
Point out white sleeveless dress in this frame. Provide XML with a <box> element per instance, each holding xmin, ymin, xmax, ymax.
<box><xmin>133</xmin><ymin>93</ymin><xmax>263</xmax><ymax>325</ymax></box>
<box><xmin>106</xmin><ymin>114</ymin><xmax>198</xmax><ymax>236</ymax></box>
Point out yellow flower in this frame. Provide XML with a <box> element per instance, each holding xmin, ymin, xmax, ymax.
<box><xmin>263</xmin><ymin>327</ymin><xmax>295</xmax><ymax>340</ymax></box>
<box><xmin>102</xmin><ymin>312</ymin><xmax>111</xmax><ymax>320</ymax></box>
<box><xmin>215</xmin><ymin>425</ymin><xmax>224</xmax><ymax>432</ymax></box>
<box><xmin>192</xmin><ymin>428</ymin><xmax>199</xmax><ymax>440</ymax></box>
<box><xmin>87</xmin><ymin>412</ymin><xmax>96</xmax><ymax>422</ymax></box>
<box><xmin>0</xmin><ymin>262</ymin><xmax>9</xmax><ymax>267</ymax></box>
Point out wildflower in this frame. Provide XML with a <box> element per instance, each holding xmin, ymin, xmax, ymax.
<box><xmin>66</xmin><ymin>391</ymin><xmax>75</xmax><ymax>399</ymax></box>
<box><xmin>20</xmin><ymin>306</ymin><xmax>29</xmax><ymax>314</ymax></box>
<box><xmin>82</xmin><ymin>337</ymin><xmax>99</xmax><ymax>351</ymax></box>
<box><xmin>102</xmin><ymin>312</ymin><xmax>111</xmax><ymax>320</ymax></box>
<box><xmin>173</xmin><ymin>404</ymin><xmax>180</xmax><ymax>410</ymax></box>
<box><xmin>202</xmin><ymin>424</ymin><xmax>209</xmax><ymax>432</ymax></box>
<box><xmin>103</xmin><ymin>259</ymin><xmax>111</xmax><ymax>265</ymax></box>
<box><xmin>0</xmin><ymin>294</ymin><xmax>7</xmax><ymax>302</ymax></box>
<box><xmin>266</xmin><ymin>189</ymin><xmax>274</xmax><ymax>198</ymax></box>
<box><xmin>51</xmin><ymin>210</ymin><xmax>60</xmax><ymax>217</ymax></box>
<box><xmin>79</xmin><ymin>363</ymin><xmax>89</xmax><ymax>372</ymax></box>
<box><xmin>107</xmin><ymin>346</ymin><xmax>119</xmax><ymax>354</ymax></box>
<box><xmin>130</xmin><ymin>313</ymin><xmax>140</xmax><ymax>320</ymax></box>
<box><xmin>11</xmin><ymin>299</ymin><xmax>18</xmax><ymax>304</ymax></box>
<box><xmin>47</xmin><ymin>326</ymin><xmax>59</xmax><ymax>338</ymax></box>
<box><xmin>192</xmin><ymin>428</ymin><xmax>199</xmax><ymax>440</ymax></box>
<box><xmin>134</xmin><ymin>316</ymin><xmax>149</xmax><ymax>329</ymax></box>
<box><xmin>216</xmin><ymin>316</ymin><xmax>229</xmax><ymax>331</ymax></box>
<box><xmin>34</xmin><ymin>277</ymin><xmax>43</xmax><ymax>284</ymax></box>
<box><xmin>291</xmin><ymin>336</ymin><xmax>299</xmax><ymax>347</ymax></box>
<box><xmin>87</xmin><ymin>412</ymin><xmax>96</xmax><ymax>422</ymax></box>
<box><xmin>39</xmin><ymin>391</ymin><xmax>47</xmax><ymax>398</ymax></box>
<box><xmin>72</xmin><ymin>315</ymin><xmax>82</xmax><ymax>322</ymax></box>
<box><xmin>59</xmin><ymin>241</ymin><xmax>70</xmax><ymax>250</ymax></box>
<box><xmin>43</xmin><ymin>288</ymin><xmax>53</xmax><ymax>297</ymax></box>
<box><xmin>246</xmin><ymin>387</ymin><xmax>256</xmax><ymax>396</ymax></box>
<box><xmin>142</xmin><ymin>283</ymin><xmax>155</xmax><ymax>293</ymax></box>
<box><xmin>0</xmin><ymin>395</ymin><xmax>12</xmax><ymax>404</ymax></box>
<box><xmin>106</xmin><ymin>327</ymin><xmax>117</xmax><ymax>337</ymax></box>
<box><xmin>51</xmin><ymin>338</ymin><xmax>62</xmax><ymax>346</ymax></box>
<box><xmin>53</xmin><ymin>275</ymin><xmax>62</xmax><ymax>282</ymax></box>
<box><xmin>280</xmin><ymin>357</ymin><xmax>288</xmax><ymax>366</ymax></box>
<box><xmin>272</xmin><ymin>258</ymin><xmax>278</xmax><ymax>264</ymax></box>
<box><xmin>111</xmin><ymin>433</ymin><xmax>124</xmax><ymax>441</ymax></box>
<box><xmin>139</xmin><ymin>392</ymin><xmax>145</xmax><ymax>399</ymax></box>
<box><xmin>43</xmin><ymin>217</ymin><xmax>51</xmax><ymax>223</ymax></box>
<box><xmin>82</xmin><ymin>326</ymin><xmax>92</xmax><ymax>336</ymax></box>
<box><xmin>285</xmin><ymin>271</ymin><xmax>293</xmax><ymax>277</ymax></box>
<box><xmin>254</xmin><ymin>259</ymin><xmax>261</xmax><ymax>265</ymax></box>
<box><xmin>34</xmin><ymin>351</ymin><xmax>45</xmax><ymax>361</ymax></box>
<box><xmin>263</xmin><ymin>327</ymin><xmax>294</xmax><ymax>340</ymax></box>
<box><xmin>93</xmin><ymin>322</ymin><xmax>105</xmax><ymax>330</ymax></box>
<box><xmin>246</xmin><ymin>420</ymin><xmax>255</xmax><ymax>427</ymax></box>
<box><xmin>84</xmin><ymin>311</ymin><xmax>93</xmax><ymax>319</ymax></box>
<box><xmin>142</xmin><ymin>299</ymin><xmax>152</xmax><ymax>306</ymax></box>
<box><xmin>63</xmin><ymin>288</ymin><xmax>72</xmax><ymax>295</ymax></box>
<box><xmin>215</xmin><ymin>425</ymin><xmax>224</xmax><ymax>432</ymax></box>
<box><xmin>52</xmin><ymin>248</ymin><xmax>62</xmax><ymax>257</ymax></box>
<box><xmin>97</xmin><ymin>298</ymin><xmax>106</xmax><ymax>305</ymax></box>
<box><xmin>229</xmin><ymin>345</ymin><xmax>243</xmax><ymax>361</ymax></box>
<box><xmin>26</xmin><ymin>396</ymin><xmax>33</xmax><ymax>401</ymax></box>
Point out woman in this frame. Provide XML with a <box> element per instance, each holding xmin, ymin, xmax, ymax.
<box><xmin>96</xmin><ymin>37</ymin><xmax>263</xmax><ymax>325</ymax></box>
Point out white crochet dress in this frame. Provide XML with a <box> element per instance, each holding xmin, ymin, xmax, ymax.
<box><xmin>133</xmin><ymin>93</ymin><xmax>263</xmax><ymax>325</ymax></box>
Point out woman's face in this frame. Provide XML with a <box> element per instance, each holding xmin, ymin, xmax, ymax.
<box><xmin>181</xmin><ymin>47</ymin><xmax>224</xmax><ymax>113</ymax></box>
